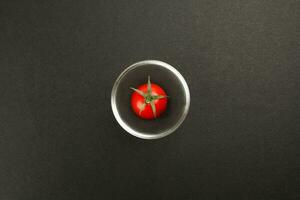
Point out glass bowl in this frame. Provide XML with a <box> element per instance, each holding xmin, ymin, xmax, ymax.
<box><xmin>111</xmin><ymin>60</ymin><xmax>190</xmax><ymax>139</ymax></box>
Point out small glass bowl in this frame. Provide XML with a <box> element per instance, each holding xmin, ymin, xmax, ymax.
<box><xmin>111</xmin><ymin>60</ymin><xmax>190</xmax><ymax>139</ymax></box>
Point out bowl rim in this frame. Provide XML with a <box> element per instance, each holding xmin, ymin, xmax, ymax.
<box><xmin>111</xmin><ymin>60</ymin><xmax>190</xmax><ymax>139</ymax></box>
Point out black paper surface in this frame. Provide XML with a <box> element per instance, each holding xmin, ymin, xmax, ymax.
<box><xmin>0</xmin><ymin>0</ymin><xmax>299</xmax><ymax>199</ymax></box>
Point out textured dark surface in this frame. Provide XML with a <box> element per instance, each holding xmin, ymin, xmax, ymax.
<box><xmin>0</xmin><ymin>0</ymin><xmax>299</xmax><ymax>199</ymax></box>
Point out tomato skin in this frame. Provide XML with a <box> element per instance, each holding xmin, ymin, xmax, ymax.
<box><xmin>131</xmin><ymin>83</ymin><xmax>168</xmax><ymax>119</ymax></box>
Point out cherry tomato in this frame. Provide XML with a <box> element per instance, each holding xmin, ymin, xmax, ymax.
<box><xmin>130</xmin><ymin>76</ymin><xmax>168</xmax><ymax>120</ymax></box>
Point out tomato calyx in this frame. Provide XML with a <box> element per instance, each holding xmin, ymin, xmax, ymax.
<box><xmin>130</xmin><ymin>76</ymin><xmax>168</xmax><ymax>118</ymax></box>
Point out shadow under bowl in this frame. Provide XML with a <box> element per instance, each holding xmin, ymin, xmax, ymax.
<box><xmin>111</xmin><ymin>60</ymin><xmax>190</xmax><ymax>139</ymax></box>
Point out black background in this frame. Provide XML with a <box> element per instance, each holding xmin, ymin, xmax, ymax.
<box><xmin>0</xmin><ymin>0</ymin><xmax>299</xmax><ymax>199</ymax></box>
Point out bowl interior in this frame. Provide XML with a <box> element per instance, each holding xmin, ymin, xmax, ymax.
<box><xmin>113</xmin><ymin>61</ymin><xmax>189</xmax><ymax>138</ymax></box>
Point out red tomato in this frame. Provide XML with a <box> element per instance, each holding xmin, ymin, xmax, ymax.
<box><xmin>130</xmin><ymin>76</ymin><xmax>168</xmax><ymax>120</ymax></box>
